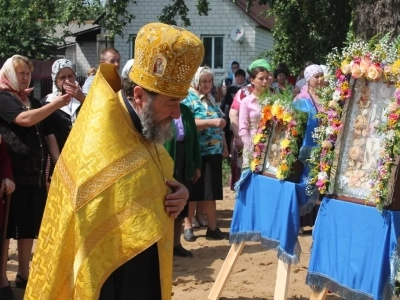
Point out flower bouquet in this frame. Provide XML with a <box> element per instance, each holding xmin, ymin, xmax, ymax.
<box><xmin>250</xmin><ymin>91</ymin><xmax>307</xmax><ymax>181</ymax></box>
<box><xmin>306</xmin><ymin>33</ymin><xmax>400</xmax><ymax>210</ymax></box>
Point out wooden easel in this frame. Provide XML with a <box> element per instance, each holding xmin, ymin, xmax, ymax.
<box><xmin>208</xmin><ymin>241</ymin><xmax>293</xmax><ymax>300</ymax></box>
<box><xmin>310</xmin><ymin>287</ymin><xmax>328</xmax><ymax>300</ymax></box>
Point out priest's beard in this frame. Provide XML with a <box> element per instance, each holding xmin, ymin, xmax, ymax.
<box><xmin>140</xmin><ymin>98</ymin><xmax>174</xmax><ymax>144</ymax></box>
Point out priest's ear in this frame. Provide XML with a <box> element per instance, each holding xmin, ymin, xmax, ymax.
<box><xmin>133</xmin><ymin>86</ymin><xmax>146</xmax><ymax>107</ymax></box>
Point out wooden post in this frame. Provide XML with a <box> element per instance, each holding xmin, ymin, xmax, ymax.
<box><xmin>273</xmin><ymin>259</ymin><xmax>291</xmax><ymax>300</ymax></box>
<box><xmin>208</xmin><ymin>242</ymin><xmax>245</xmax><ymax>300</ymax></box>
<box><xmin>310</xmin><ymin>287</ymin><xmax>328</xmax><ymax>300</ymax></box>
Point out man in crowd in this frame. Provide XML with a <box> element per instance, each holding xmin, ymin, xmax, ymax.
<box><xmin>82</xmin><ymin>47</ymin><xmax>121</xmax><ymax>95</ymax></box>
<box><xmin>25</xmin><ymin>22</ymin><xmax>204</xmax><ymax>300</ymax></box>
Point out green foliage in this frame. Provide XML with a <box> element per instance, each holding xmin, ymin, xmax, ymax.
<box><xmin>0</xmin><ymin>0</ymin><xmax>106</xmax><ymax>58</ymax></box>
<box><xmin>0</xmin><ymin>0</ymin><xmax>213</xmax><ymax>59</ymax></box>
<box><xmin>242</xmin><ymin>0</ymin><xmax>353</xmax><ymax>74</ymax></box>
<box><xmin>222</xmin><ymin>158</ymin><xmax>231</xmax><ymax>187</ymax></box>
<box><xmin>158</xmin><ymin>0</ymin><xmax>210</xmax><ymax>26</ymax></box>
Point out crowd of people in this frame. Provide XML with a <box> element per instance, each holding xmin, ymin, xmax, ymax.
<box><xmin>0</xmin><ymin>21</ymin><xmax>331</xmax><ymax>300</ymax></box>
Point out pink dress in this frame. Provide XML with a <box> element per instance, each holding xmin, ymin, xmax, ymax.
<box><xmin>238</xmin><ymin>93</ymin><xmax>261</xmax><ymax>168</ymax></box>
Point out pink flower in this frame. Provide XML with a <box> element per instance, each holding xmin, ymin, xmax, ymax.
<box><xmin>394</xmin><ymin>89</ymin><xmax>400</xmax><ymax>104</ymax></box>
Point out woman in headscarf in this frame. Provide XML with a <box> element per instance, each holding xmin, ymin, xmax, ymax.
<box><xmin>182</xmin><ymin>66</ymin><xmax>229</xmax><ymax>241</ymax></box>
<box><xmin>293</xmin><ymin>64</ymin><xmax>325</xmax><ymax>230</ymax></box>
<box><xmin>0</xmin><ymin>55</ymin><xmax>71</xmax><ymax>295</ymax></box>
<box><xmin>42</xmin><ymin>59</ymin><xmax>85</xmax><ymax>176</ymax></box>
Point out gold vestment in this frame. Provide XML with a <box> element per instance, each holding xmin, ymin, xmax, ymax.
<box><xmin>24</xmin><ymin>64</ymin><xmax>174</xmax><ymax>300</ymax></box>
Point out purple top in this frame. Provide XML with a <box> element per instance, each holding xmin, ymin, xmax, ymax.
<box><xmin>174</xmin><ymin>116</ymin><xmax>185</xmax><ymax>141</ymax></box>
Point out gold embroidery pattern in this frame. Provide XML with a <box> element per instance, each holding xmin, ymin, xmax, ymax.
<box><xmin>129</xmin><ymin>22</ymin><xmax>205</xmax><ymax>98</ymax></box>
<box><xmin>25</xmin><ymin>64</ymin><xmax>175</xmax><ymax>300</ymax></box>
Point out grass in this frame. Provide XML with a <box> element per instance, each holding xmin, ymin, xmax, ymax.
<box><xmin>222</xmin><ymin>158</ymin><xmax>231</xmax><ymax>187</ymax></box>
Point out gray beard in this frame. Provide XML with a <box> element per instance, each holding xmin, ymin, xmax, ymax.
<box><xmin>140</xmin><ymin>101</ymin><xmax>174</xmax><ymax>144</ymax></box>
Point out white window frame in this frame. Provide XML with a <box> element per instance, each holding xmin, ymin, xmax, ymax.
<box><xmin>201</xmin><ymin>35</ymin><xmax>224</xmax><ymax>72</ymax></box>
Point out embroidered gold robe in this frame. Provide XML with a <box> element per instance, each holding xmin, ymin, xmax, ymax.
<box><xmin>24</xmin><ymin>64</ymin><xmax>174</xmax><ymax>300</ymax></box>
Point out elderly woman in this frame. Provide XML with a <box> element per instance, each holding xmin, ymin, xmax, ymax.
<box><xmin>182</xmin><ymin>66</ymin><xmax>229</xmax><ymax>240</ymax></box>
<box><xmin>293</xmin><ymin>64</ymin><xmax>325</xmax><ymax>230</ymax></box>
<box><xmin>42</xmin><ymin>59</ymin><xmax>85</xmax><ymax>173</ymax></box>
<box><xmin>0</xmin><ymin>55</ymin><xmax>71</xmax><ymax>294</ymax></box>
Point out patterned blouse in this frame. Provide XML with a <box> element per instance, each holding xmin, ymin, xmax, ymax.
<box><xmin>182</xmin><ymin>89</ymin><xmax>224</xmax><ymax>157</ymax></box>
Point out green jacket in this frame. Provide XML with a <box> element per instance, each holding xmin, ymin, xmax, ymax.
<box><xmin>164</xmin><ymin>103</ymin><xmax>201</xmax><ymax>181</ymax></box>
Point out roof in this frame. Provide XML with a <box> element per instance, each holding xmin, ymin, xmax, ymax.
<box><xmin>236</xmin><ymin>0</ymin><xmax>275</xmax><ymax>30</ymax></box>
<box><xmin>53</xmin><ymin>21</ymin><xmax>100</xmax><ymax>49</ymax></box>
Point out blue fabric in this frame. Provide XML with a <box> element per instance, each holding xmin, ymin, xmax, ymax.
<box><xmin>230</xmin><ymin>173</ymin><xmax>311</xmax><ymax>264</ymax></box>
<box><xmin>306</xmin><ymin>198</ymin><xmax>400</xmax><ymax>300</ymax></box>
<box><xmin>293</xmin><ymin>97</ymin><xmax>319</xmax><ymax>177</ymax></box>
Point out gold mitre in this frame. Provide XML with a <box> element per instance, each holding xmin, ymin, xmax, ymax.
<box><xmin>129</xmin><ymin>22</ymin><xmax>205</xmax><ymax>99</ymax></box>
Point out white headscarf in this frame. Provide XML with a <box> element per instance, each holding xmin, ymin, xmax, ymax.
<box><xmin>304</xmin><ymin>64</ymin><xmax>323</xmax><ymax>82</ymax></box>
<box><xmin>46</xmin><ymin>59</ymin><xmax>80</xmax><ymax>121</ymax></box>
<box><xmin>189</xmin><ymin>67</ymin><xmax>224</xmax><ymax>116</ymax></box>
<box><xmin>121</xmin><ymin>59</ymin><xmax>134</xmax><ymax>79</ymax></box>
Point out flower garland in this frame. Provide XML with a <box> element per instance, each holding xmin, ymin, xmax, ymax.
<box><xmin>251</xmin><ymin>94</ymin><xmax>307</xmax><ymax>180</ymax></box>
<box><xmin>368</xmin><ymin>85</ymin><xmax>400</xmax><ymax>210</ymax></box>
<box><xmin>306</xmin><ymin>34</ymin><xmax>400</xmax><ymax>207</ymax></box>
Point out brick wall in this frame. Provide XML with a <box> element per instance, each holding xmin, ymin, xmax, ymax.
<box><xmin>114</xmin><ymin>0</ymin><xmax>274</xmax><ymax>83</ymax></box>
<box><xmin>75</xmin><ymin>41</ymin><xmax>97</xmax><ymax>76</ymax></box>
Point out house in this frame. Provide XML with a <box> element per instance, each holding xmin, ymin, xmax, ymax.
<box><xmin>114</xmin><ymin>0</ymin><xmax>274</xmax><ymax>83</ymax></box>
<box><xmin>55</xmin><ymin>20</ymin><xmax>102</xmax><ymax>77</ymax></box>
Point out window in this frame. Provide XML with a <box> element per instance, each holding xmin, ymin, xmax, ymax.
<box><xmin>129</xmin><ymin>35</ymin><xmax>137</xmax><ymax>58</ymax></box>
<box><xmin>201</xmin><ymin>36</ymin><xmax>224</xmax><ymax>70</ymax></box>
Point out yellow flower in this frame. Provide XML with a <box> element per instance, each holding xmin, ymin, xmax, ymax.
<box><xmin>392</xmin><ymin>60</ymin><xmax>400</xmax><ymax>75</ymax></box>
<box><xmin>276</xmin><ymin>170</ymin><xmax>284</xmax><ymax>180</ymax></box>
<box><xmin>251</xmin><ymin>160</ymin><xmax>259</xmax><ymax>171</ymax></box>
<box><xmin>280</xmin><ymin>138</ymin><xmax>290</xmax><ymax>148</ymax></box>
<box><xmin>282</xmin><ymin>112</ymin><xmax>292</xmax><ymax>122</ymax></box>
<box><xmin>271</xmin><ymin>104</ymin><xmax>283</xmax><ymax>118</ymax></box>
<box><xmin>340</xmin><ymin>60</ymin><xmax>351</xmax><ymax>74</ymax></box>
<box><xmin>253</xmin><ymin>133</ymin><xmax>263</xmax><ymax>144</ymax></box>
<box><xmin>280</xmin><ymin>162</ymin><xmax>289</xmax><ymax>172</ymax></box>
<box><xmin>276</xmin><ymin>171</ymin><xmax>285</xmax><ymax>180</ymax></box>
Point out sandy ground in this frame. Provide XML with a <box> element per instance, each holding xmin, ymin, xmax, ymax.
<box><xmin>6</xmin><ymin>187</ymin><xmax>342</xmax><ymax>300</ymax></box>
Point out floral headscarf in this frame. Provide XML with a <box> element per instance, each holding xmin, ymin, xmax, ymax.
<box><xmin>0</xmin><ymin>55</ymin><xmax>34</xmax><ymax>102</ymax></box>
<box><xmin>51</xmin><ymin>59</ymin><xmax>77</xmax><ymax>94</ymax></box>
<box><xmin>46</xmin><ymin>59</ymin><xmax>80</xmax><ymax>120</ymax></box>
<box><xmin>304</xmin><ymin>64</ymin><xmax>323</xmax><ymax>82</ymax></box>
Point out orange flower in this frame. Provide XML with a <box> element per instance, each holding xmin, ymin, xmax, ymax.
<box><xmin>291</xmin><ymin>129</ymin><xmax>298</xmax><ymax>136</ymax></box>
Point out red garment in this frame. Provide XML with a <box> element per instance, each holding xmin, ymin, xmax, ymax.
<box><xmin>287</xmin><ymin>75</ymin><xmax>297</xmax><ymax>86</ymax></box>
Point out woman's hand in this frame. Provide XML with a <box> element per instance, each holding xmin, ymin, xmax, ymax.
<box><xmin>223</xmin><ymin>147</ymin><xmax>229</xmax><ymax>158</ymax></box>
<box><xmin>212</xmin><ymin>118</ymin><xmax>226</xmax><ymax>129</ymax></box>
<box><xmin>164</xmin><ymin>180</ymin><xmax>189</xmax><ymax>218</ymax></box>
<box><xmin>191</xmin><ymin>169</ymin><xmax>201</xmax><ymax>183</ymax></box>
<box><xmin>63</xmin><ymin>80</ymin><xmax>85</xmax><ymax>102</ymax></box>
<box><xmin>1</xmin><ymin>178</ymin><xmax>15</xmax><ymax>195</ymax></box>
<box><xmin>52</xmin><ymin>93</ymin><xmax>72</xmax><ymax>109</ymax></box>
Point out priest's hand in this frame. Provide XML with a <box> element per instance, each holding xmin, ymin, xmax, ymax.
<box><xmin>164</xmin><ymin>180</ymin><xmax>189</xmax><ymax>218</ymax></box>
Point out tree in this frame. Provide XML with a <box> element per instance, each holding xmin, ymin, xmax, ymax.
<box><xmin>253</xmin><ymin>0</ymin><xmax>353</xmax><ymax>74</ymax></box>
<box><xmin>353</xmin><ymin>0</ymin><xmax>400</xmax><ymax>40</ymax></box>
<box><xmin>0</xmin><ymin>0</ymin><xmax>212</xmax><ymax>59</ymax></box>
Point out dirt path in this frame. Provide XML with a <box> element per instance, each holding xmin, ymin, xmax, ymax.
<box><xmin>6</xmin><ymin>187</ymin><xmax>341</xmax><ymax>300</ymax></box>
